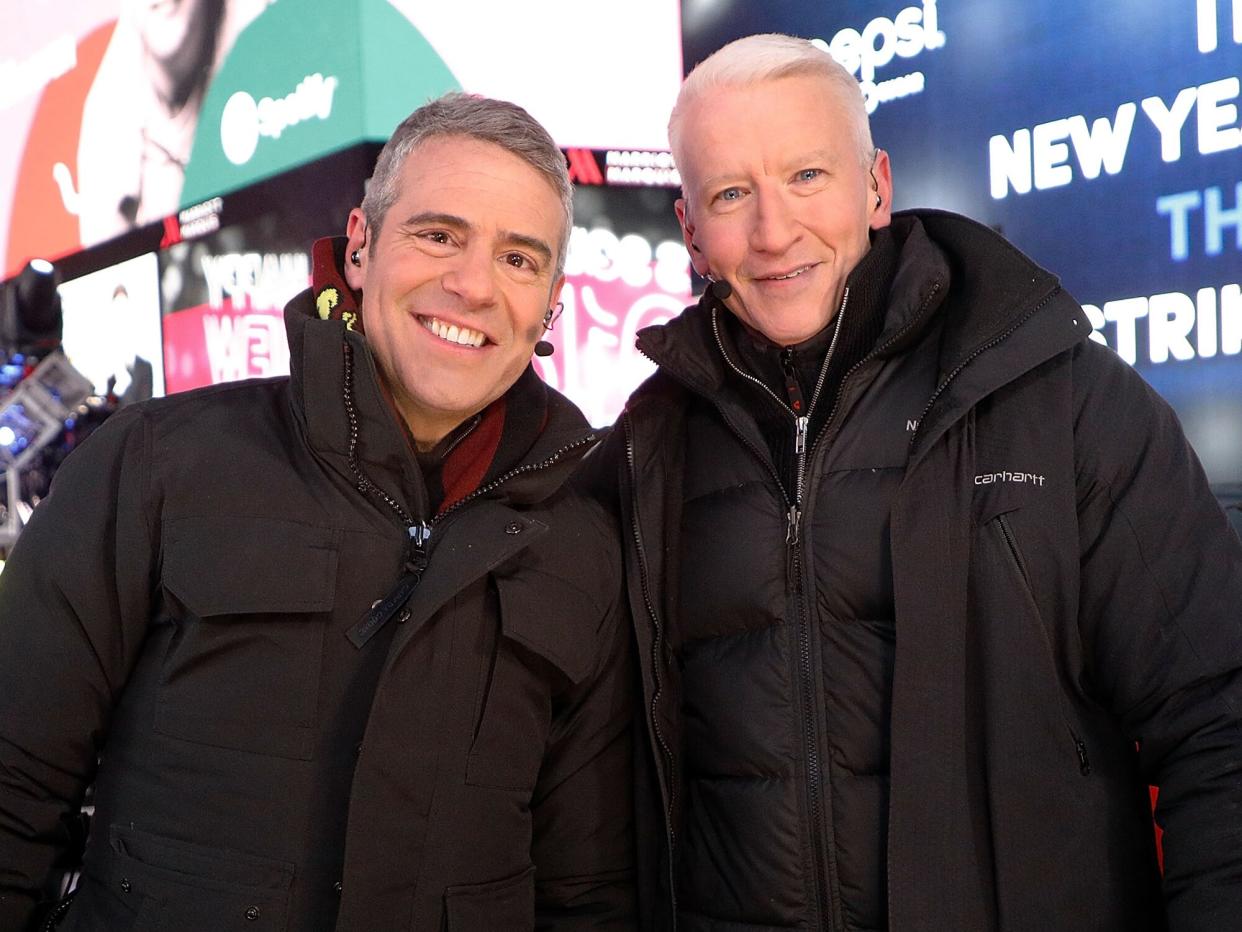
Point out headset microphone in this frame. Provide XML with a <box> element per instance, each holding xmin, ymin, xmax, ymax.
<box><xmin>707</xmin><ymin>277</ymin><xmax>733</xmax><ymax>301</ymax></box>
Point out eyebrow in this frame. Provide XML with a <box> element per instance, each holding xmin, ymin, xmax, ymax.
<box><xmin>698</xmin><ymin>149</ymin><xmax>843</xmax><ymax>192</ymax></box>
<box><xmin>400</xmin><ymin>211</ymin><xmax>554</xmax><ymax>267</ymax></box>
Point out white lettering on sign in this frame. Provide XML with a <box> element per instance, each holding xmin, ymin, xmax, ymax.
<box><xmin>1197</xmin><ymin>0</ymin><xmax>1242</xmax><ymax>53</ymax></box>
<box><xmin>200</xmin><ymin>251</ymin><xmax>310</xmax><ymax>312</ymax></box>
<box><xmin>990</xmin><ymin>79</ymin><xmax>1242</xmax><ymax>198</ymax></box>
<box><xmin>220</xmin><ymin>73</ymin><xmax>339</xmax><ymax>166</ymax></box>
<box><xmin>811</xmin><ymin>0</ymin><xmax>945</xmax><ymax>114</ymax></box>
<box><xmin>203</xmin><ymin>314</ymin><xmax>291</xmax><ymax>383</ymax></box>
<box><xmin>1084</xmin><ymin>283</ymin><xmax>1242</xmax><ymax>365</ymax></box>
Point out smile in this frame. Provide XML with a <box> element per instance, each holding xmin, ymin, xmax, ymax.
<box><xmin>420</xmin><ymin>316</ymin><xmax>487</xmax><ymax>348</ymax></box>
<box><xmin>757</xmin><ymin>264</ymin><xmax>817</xmax><ymax>282</ymax></box>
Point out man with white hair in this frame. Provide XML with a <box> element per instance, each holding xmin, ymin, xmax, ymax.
<box><xmin>612</xmin><ymin>33</ymin><xmax>1242</xmax><ymax>931</ymax></box>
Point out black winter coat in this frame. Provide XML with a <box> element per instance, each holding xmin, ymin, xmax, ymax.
<box><xmin>617</xmin><ymin>211</ymin><xmax>1242</xmax><ymax>931</ymax></box>
<box><xmin>0</xmin><ymin>286</ymin><xmax>635</xmax><ymax>930</ymax></box>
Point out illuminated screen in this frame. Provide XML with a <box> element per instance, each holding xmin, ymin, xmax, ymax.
<box><xmin>2</xmin><ymin>0</ymin><xmax>681</xmax><ymax>280</ymax></box>
<box><xmin>684</xmin><ymin>1</ymin><xmax>1242</xmax><ymax>484</ymax></box>
<box><xmin>57</xmin><ymin>252</ymin><xmax>165</xmax><ymax>400</ymax></box>
<box><xmin>541</xmin><ymin>185</ymin><xmax>692</xmax><ymax>426</ymax></box>
<box><xmin>159</xmin><ymin>216</ymin><xmax>311</xmax><ymax>394</ymax></box>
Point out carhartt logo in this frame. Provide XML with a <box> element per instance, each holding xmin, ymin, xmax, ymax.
<box><xmin>974</xmin><ymin>470</ymin><xmax>1046</xmax><ymax>486</ymax></box>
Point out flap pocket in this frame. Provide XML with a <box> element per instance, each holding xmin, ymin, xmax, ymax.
<box><xmin>493</xmin><ymin>573</ymin><xmax>600</xmax><ymax>686</ymax></box>
<box><xmin>464</xmin><ymin>575</ymin><xmax>603</xmax><ymax>792</ymax></box>
<box><xmin>156</xmin><ymin>516</ymin><xmax>339</xmax><ymax>760</ymax></box>
<box><xmin>444</xmin><ymin>867</ymin><xmax>535</xmax><ymax>932</ymax></box>
<box><xmin>163</xmin><ymin>515</ymin><xmax>339</xmax><ymax>616</ymax></box>
<box><xmin>105</xmin><ymin>825</ymin><xmax>293</xmax><ymax>930</ymax></box>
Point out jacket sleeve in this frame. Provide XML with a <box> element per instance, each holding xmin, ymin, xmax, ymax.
<box><xmin>0</xmin><ymin>407</ymin><xmax>156</xmax><ymax>930</ymax></box>
<box><xmin>1072</xmin><ymin>341</ymin><xmax>1242</xmax><ymax>929</ymax></box>
<box><xmin>530</xmin><ymin>507</ymin><xmax>636</xmax><ymax>930</ymax></box>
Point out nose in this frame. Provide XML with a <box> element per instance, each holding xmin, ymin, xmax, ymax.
<box><xmin>441</xmin><ymin>245</ymin><xmax>497</xmax><ymax>309</ymax></box>
<box><xmin>748</xmin><ymin>188</ymin><xmax>799</xmax><ymax>255</ymax></box>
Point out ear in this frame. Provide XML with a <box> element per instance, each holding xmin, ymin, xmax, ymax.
<box><xmin>675</xmin><ymin>197</ymin><xmax>710</xmax><ymax>277</ymax></box>
<box><xmin>547</xmin><ymin>274</ymin><xmax>567</xmax><ymax>323</ymax></box>
<box><xmin>344</xmin><ymin>208</ymin><xmax>368</xmax><ymax>290</ymax></box>
<box><xmin>869</xmin><ymin>148</ymin><xmax>894</xmax><ymax>230</ymax></box>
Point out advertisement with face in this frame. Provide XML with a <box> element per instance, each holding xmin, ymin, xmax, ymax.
<box><xmin>2</xmin><ymin>0</ymin><xmax>682</xmax><ymax>280</ymax></box>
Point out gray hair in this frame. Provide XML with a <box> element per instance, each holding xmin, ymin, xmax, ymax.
<box><xmin>669</xmin><ymin>34</ymin><xmax>874</xmax><ymax>176</ymax></box>
<box><xmin>361</xmin><ymin>92</ymin><xmax>573</xmax><ymax>277</ymax></box>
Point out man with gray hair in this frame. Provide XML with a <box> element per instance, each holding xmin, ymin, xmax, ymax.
<box><xmin>613</xmin><ymin>33</ymin><xmax>1242</xmax><ymax>931</ymax></box>
<box><xmin>0</xmin><ymin>92</ymin><xmax>635</xmax><ymax>930</ymax></box>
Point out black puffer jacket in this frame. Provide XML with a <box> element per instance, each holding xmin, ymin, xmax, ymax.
<box><xmin>618</xmin><ymin>211</ymin><xmax>1242</xmax><ymax>931</ymax></box>
<box><xmin>0</xmin><ymin>273</ymin><xmax>635</xmax><ymax>930</ymax></box>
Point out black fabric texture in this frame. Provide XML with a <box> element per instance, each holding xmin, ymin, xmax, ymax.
<box><xmin>614</xmin><ymin>208</ymin><xmax>1242</xmax><ymax>932</ymax></box>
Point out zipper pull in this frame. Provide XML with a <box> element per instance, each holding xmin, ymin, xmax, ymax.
<box><xmin>794</xmin><ymin>416</ymin><xmax>809</xmax><ymax>455</ymax></box>
<box><xmin>1074</xmin><ymin>738</ymin><xmax>1091</xmax><ymax>776</ymax></box>
<box><xmin>781</xmin><ymin>348</ymin><xmax>806</xmax><ymax>415</ymax></box>
<box><xmin>785</xmin><ymin>505</ymin><xmax>802</xmax><ymax>588</ymax></box>
<box><xmin>786</xmin><ymin>505</ymin><xmax>802</xmax><ymax>545</ymax></box>
<box><xmin>406</xmin><ymin>521</ymin><xmax>432</xmax><ymax>572</ymax></box>
<box><xmin>348</xmin><ymin>523</ymin><xmax>433</xmax><ymax>648</ymax></box>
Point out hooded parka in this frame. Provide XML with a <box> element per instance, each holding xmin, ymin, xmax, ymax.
<box><xmin>0</xmin><ymin>250</ymin><xmax>635</xmax><ymax>931</ymax></box>
<box><xmin>617</xmin><ymin>211</ymin><xmax>1242</xmax><ymax>931</ymax></box>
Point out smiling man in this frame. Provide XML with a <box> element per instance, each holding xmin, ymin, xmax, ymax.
<box><xmin>0</xmin><ymin>94</ymin><xmax>634</xmax><ymax>931</ymax></box>
<box><xmin>613</xmin><ymin>34</ymin><xmax>1242</xmax><ymax>931</ymax></box>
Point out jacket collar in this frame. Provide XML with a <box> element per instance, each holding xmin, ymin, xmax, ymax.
<box><xmin>631</xmin><ymin>211</ymin><xmax>1089</xmax><ymax>459</ymax></box>
<box><xmin>284</xmin><ymin>239</ymin><xmax>597</xmax><ymax>519</ymax></box>
<box><xmin>636</xmin><ymin>215</ymin><xmax>951</xmax><ymax>395</ymax></box>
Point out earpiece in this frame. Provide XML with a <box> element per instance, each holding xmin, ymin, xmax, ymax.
<box><xmin>350</xmin><ymin>249</ymin><xmax>361</xmax><ymax>267</ymax></box>
<box><xmin>534</xmin><ymin>302</ymin><xmax>563</xmax><ymax>357</ymax></box>
<box><xmin>706</xmin><ymin>276</ymin><xmax>733</xmax><ymax>301</ymax></box>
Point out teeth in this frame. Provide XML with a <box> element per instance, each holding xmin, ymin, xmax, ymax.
<box><xmin>768</xmin><ymin>265</ymin><xmax>811</xmax><ymax>281</ymax></box>
<box><xmin>423</xmin><ymin>317</ymin><xmax>486</xmax><ymax>347</ymax></box>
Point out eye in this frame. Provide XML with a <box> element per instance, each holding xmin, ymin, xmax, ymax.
<box><xmin>714</xmin><ymin>187</ymin><xmax>743</xmax><ymax>203</ymax></box>
<box><xmin>421</xmin><ymin>230</ymin><xmax>452</xmax><ymax>245</ymax></box>
<box><xmin>795</xmin><ymin>168</ymin><xmax>823</xmax><ymax>183</ymax></box>
<box><xmin>503</xmin><ymin>252</ymin><xmax>535</xmax><ymax>271</ymax></box>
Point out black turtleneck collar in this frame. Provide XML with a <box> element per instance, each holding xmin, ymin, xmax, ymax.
<box><xmin>721</xmin><ymin>225</ymin><xmax>901</xmax><ymax>413</ymax></box>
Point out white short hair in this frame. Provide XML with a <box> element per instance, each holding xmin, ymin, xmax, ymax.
<box><xmin>669</xmin><ymin>34</ymin><xmax>874</xmax><ymax>177</ymax></box>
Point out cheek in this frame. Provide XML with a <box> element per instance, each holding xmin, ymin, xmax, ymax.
<box><xmin>521</xmin><ymin>318</ymin><xmax>544</xmax><ymax>345</ymax></box>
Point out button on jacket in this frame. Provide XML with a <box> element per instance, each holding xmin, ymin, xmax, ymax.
<box><xmin>0</xmin><ymin>269</ymin><xmax>635</xmax><ymax>930</ymax></box>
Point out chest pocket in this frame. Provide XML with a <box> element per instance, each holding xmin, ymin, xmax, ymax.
<box><xmin>156</xmin><ymin>515</ymin><xmax>340</xmax><ymax>761</ymax></box>
<box><xmin>465</xmin><ymin>572</ymin><xmax>598</xmax><ymax>792</ymax></box>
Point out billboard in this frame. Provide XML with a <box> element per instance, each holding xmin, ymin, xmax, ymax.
<box><xmin>159</xmin><ymin>215</ymin><xmax>311</xmax><ymax>394</ymax></box>
<box><xmin>57</xmin><ymin>252</ymin><xmax>165</xmax><ymax>400</ymax></box>
<box><xmin>683</xmin><ymin>0</ymin><xmax>1242</xmax><ymax>484</ymax></box>
<box><xmin>540</xmin><ymin>185</ymin><xmax>691</xmax><ymax>426</ymax></box>
<box><xmin>2</xmin><ymin>0</ymin><xmax>682</xmax><ymax>280</ymax></box>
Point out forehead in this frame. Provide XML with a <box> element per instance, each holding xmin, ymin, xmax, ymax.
<box><xmin>389</xmin><ymin>135</ymin><xmax>564</xmax><ymax>236</ymax></box>
<box><xmin>678</xmin><ymin>75</ymin><xmax>858</xmax><ymax>186</ymax></box>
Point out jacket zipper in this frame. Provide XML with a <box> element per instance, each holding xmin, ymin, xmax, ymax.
<box><xmin>709</xmin><ymin>289</ymin><xmax>849</xmax><ymax>929</ymax></box>
<box><xmin>996</xmin><ymin>513</ymin><xmax>1030</xmax><ymax>587</ymax></box>
<box><xmin>908</xmin><ymin>287</ymin><xmax>1060</xmax><ymax>453</ymax></box>
<box><xmin>343</xmin><ymin>334</ymin><xmax>597</xmax><ymax>643</ymax></box>
<box><xmin>622</xmin><ymin>413</ymin><xmax>680</xmax><ymax>927</ymax></box>
<box><xmin>995</xmin><ymin>513</ymin><xmax>1091</xmax><ymax>777</ymax></box>
<box><xmin>40</xmin><ymin>890</ymin><xmax>75</xmax><ymax>931</ymax></box>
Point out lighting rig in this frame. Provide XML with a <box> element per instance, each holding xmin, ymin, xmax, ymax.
<box><xmin>0</xmin><ymin>260</ymin><xmax>94</xmax><ymax>554</ymax></box>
